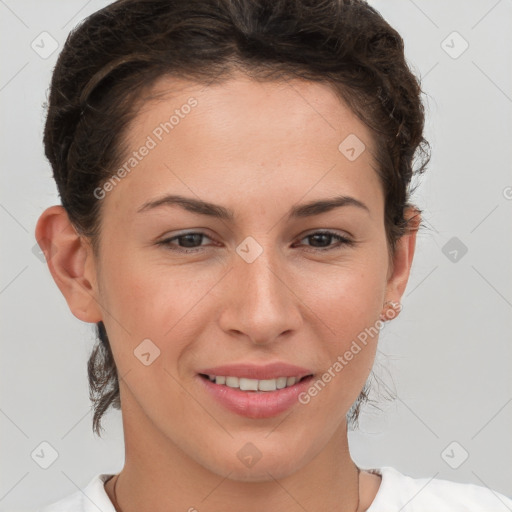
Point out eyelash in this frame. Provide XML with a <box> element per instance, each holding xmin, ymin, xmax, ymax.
<box><xmin>157</xmin><ymin>231</ymin><xmax>354</xmax><ymax>254</ymax></box>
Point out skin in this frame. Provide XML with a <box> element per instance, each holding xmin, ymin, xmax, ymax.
<box><xmin>36</xmin><ymin>73</ymin><xmax>419</xmax><ymax>512</ymax></box>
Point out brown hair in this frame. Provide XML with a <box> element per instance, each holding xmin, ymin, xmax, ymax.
<box><xmin>43</xmin><ymin>0</ymin><xmax>430</xmax><ymax>436</ymax></box>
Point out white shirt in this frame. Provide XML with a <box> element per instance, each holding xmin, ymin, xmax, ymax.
<box><xmin>37</xmin><ymin>466</ymin><xmax>512</xmax><ymax>511</ymax></box>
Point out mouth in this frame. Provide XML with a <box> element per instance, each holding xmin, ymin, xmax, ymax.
<box><xmin>196</xmin><ymin>362</ymin><xmax>315</xmax><ymax>418</ymax></box>
<box><xmin>197</xmin><ymin>370</ymin><xmax>315</xmax><ymax>419</ymax></box>
<box><xmin>198</xmin><ymin>373</ymin><xmax>313</xmax><ymax>392</ymax></box>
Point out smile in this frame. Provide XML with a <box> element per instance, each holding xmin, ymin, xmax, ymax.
<box><xmin>199</xmin><ymin>374</ymin><xmax>311</xmax><ymax>392</ymax></box>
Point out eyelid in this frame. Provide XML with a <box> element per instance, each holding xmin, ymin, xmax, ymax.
<box><xmin>295</xmin><ymin>230</ymin><xmax>355</xmax><ymax>251</ymax></box>
<box><xmin>157</xmin><ymin>228</ymin><xmax>216</xmax><ymax>242</ymax></box>
<box><xmin>299</xmin><ymin>227</ymin><xmax>353</xmax><ymax>240</ymax></box>
<box><xmin>156</xmin><ymin>230</ymin><xmax>225</xmax><ymax>256</ymax></box>
<box><xmin>157</xmin><ymin>230</ymin><xmax>217</xmax><ymax>247</ymax></box>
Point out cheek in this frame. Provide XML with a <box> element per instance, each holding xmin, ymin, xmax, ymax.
<box><xmin>302</xmin><ymin>254</ymin><xmax>388</xmax><ymax>388</ymax></box>
<box><xmin>303</xmin><ymin>254</ymin><xmax>388</xmax><ymax>333</ymax></box>
<box><xmin>100</xmin><ymin>248</ymin><xmax>201</xmax><ymax>326</ymax></box>
<box><xmin>97</xmin><ymin>254</ymin><xmax>216</xmax><ymax>369</ymax></box>
<box><xmin>294</xmin><ymin>274</ymin><xmax>384</xmax><ymax>422</ymax></box>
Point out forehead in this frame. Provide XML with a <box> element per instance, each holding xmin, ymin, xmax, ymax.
<box><xmin>105</xmin><ymin>72</ymin><xmax>382</xmax><ymax>220</ymax></box>
<box><xmin>131</xmin><ymin>72</ymin><xmax>377</xmax><ymax>152</ymax></box>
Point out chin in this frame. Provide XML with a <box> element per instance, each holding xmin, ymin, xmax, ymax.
<box><xmin>221</xmin><ymin>461</ymin><xmax>301</xmax><ymax>483</ymax></box>
<box><xmin>197</xmin><ymin>444</ymin><xmax>310</xmax><ymax>483</ymax></box>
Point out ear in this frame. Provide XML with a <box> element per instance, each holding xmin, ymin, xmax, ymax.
<box><xmin>385</xmin><ymin>206</ymin><xmax>421</xmax><ymax>303</ymax></box>
<box><xmin>35</xmin><ymin>205</ymin><xmax>103</xmax><ymax>323</ymax></box>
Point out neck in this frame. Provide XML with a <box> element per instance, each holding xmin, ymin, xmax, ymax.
<box><xmin>109</xmin><ymin>392</ymin><xmax>362</xmax><ymax>512</ymax></box>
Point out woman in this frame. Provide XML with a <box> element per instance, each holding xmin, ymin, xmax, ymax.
<box><xmin>35</xmin><ymin>0</ymin><xmax>512</xmax><ymax>510</ymax></box>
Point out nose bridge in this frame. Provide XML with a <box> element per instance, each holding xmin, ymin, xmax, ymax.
<box><xmin>221</xmin><ymin>239</ymin><xmax>301</xmax><ymax>343</ymax></box>
<box><xmin>241</xmin><ymin>246</ymin><xmax>284</xmax><ymax>305</ymax></box>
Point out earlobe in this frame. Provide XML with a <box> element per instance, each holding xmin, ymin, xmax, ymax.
<box><xmin>384</xmin><ymin>206</ymin><xmax>421</xmax><ymax>304</ymax></box>
<box><xmin>35</xmin><ymin>205</ymin><xmax>103</xmax><ymax>323</ymax></box>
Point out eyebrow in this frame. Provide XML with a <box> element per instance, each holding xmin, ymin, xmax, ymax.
<box><xmin>136</xmin><ymin>194</ymin><xmax>369</xmax><ymax>220</ymax></box>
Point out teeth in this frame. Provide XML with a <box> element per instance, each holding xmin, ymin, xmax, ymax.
<box><xmin>207</xmin><ymin>374</ymin><xmax>306</xmax><ymax>392</ymax></box>
<box><xmin>276</xmin><ymin>377</ymin><xmax>287</xmax><ymax>389</ymax></box>
<box><xmin>258</xmin><ymin>379</ymin><xmax>277</xmax><ymax>391</ymax></box>
<box><xmin>239</xmin><ymin>378</ymin><xmax>259</xmax><ymax>391</ymax></box>
<box><xmin>225</xmin><ymin>376</ymin><xmax>239</xmax><ymax>388</ymax></box>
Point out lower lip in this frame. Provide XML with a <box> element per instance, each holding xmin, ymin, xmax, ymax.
<box><xmin>197</xmin><ymin>374</ymin><xmax>314</xmax><ymax>419</ymax></box>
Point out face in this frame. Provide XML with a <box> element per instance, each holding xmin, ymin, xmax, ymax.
<box><xmin>46</xmin><ymin>73</ymin><xmax>415</xmax><ymax>482</ymax></box>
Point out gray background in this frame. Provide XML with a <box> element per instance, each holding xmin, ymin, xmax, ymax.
<box><xmin>1</xmin><ymin>0</ymin><xmax>511</xmax><ymax>510</ymax></box>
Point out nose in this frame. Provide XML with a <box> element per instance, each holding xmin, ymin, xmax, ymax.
<box><xmin>218</xmin><ymin>245</ymin><xmax>303</xmax><ymax>345</ymax></box>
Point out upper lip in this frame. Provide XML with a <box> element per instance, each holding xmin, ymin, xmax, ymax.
<box><xmin>199</xmin><ymin>362</ymin><xmax>313</xmax><ymax>380</ymax></box>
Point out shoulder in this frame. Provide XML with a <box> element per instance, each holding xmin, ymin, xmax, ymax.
<box><xmin>364</xmin><ymin>466</ymin><xmax>512</xmax><ymax>512</ymax></box>
<box><xmin>37</xmin><ymin>473</ymin><xmax>116</xmax><ymax>512</ymax></box>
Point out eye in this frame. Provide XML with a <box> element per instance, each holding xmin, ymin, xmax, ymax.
<box><xmin>157</xmin><ymin>230</ymin><xmax>354</xmax><ymax>254</ymax></box>
<box><xmin>157</xmin><ymin>232</ymin><xmax>215</xmax><ymax>253</ymax></box>
<box><xmin>296</xmin><ymin>230</ymin><xmax>354</xmax><ymax>252</ymax></box>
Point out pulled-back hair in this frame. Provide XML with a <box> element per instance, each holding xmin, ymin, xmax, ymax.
<box><xmin>43</xmin><ymin>0</ymin><xmax>430</xmax><ymax>436</ymax></box>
